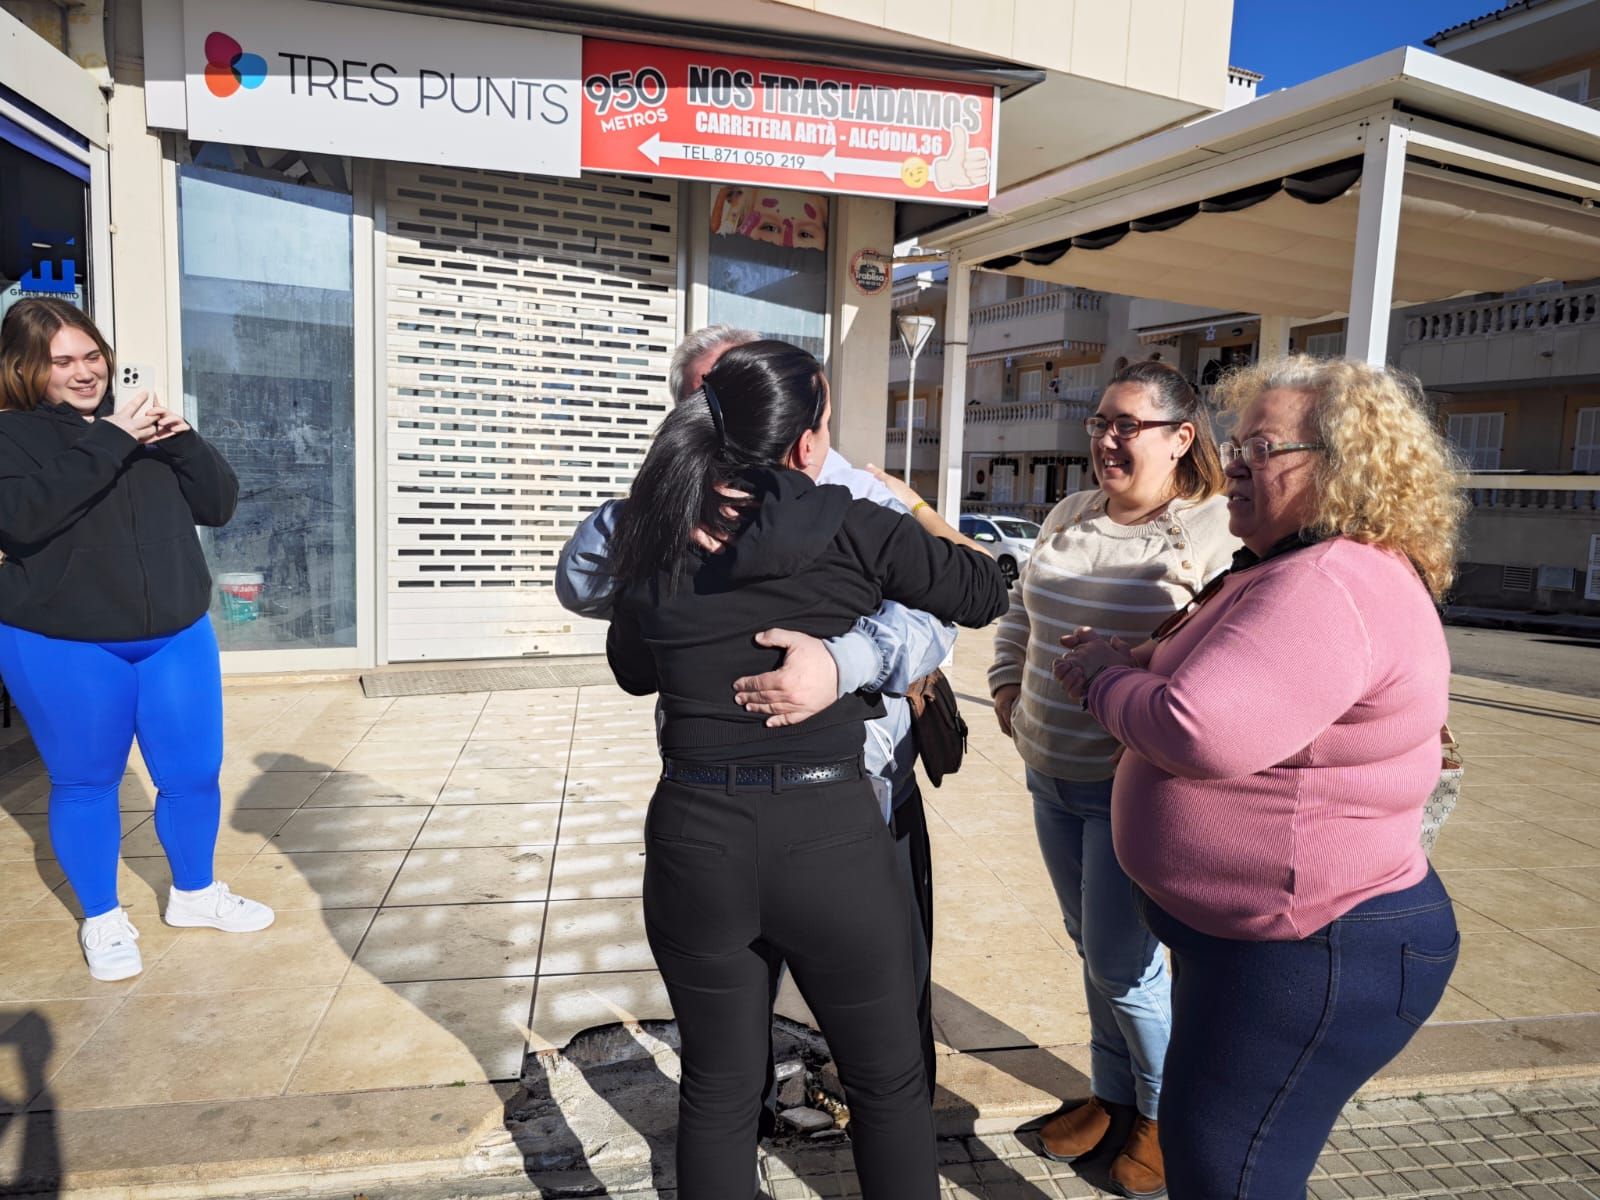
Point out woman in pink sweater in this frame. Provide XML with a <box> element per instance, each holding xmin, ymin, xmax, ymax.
<box><xmin>1056</xmin><ymin>356</ymin><xmax>1466</xmax><ymax>1199</ymax></box>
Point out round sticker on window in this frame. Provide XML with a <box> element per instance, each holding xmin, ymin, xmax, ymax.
<box><xmin>850</xmin><ymin>248</ymin><xmax>890</xmax><ymax>296</ymax></box>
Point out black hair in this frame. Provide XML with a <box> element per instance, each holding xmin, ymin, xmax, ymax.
<box><xmin>611</xmin><ymin>339</ymin><xmax>827</xmax><ymax>590</ymax></box>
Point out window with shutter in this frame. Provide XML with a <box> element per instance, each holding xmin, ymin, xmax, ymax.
<box><xmin>384</xmin><ymin>167</ymin><xmax>679</xmax><ymax>660</ymax></box>
<box><xmin>1447</xmin><ymin>412</ymin><xmax>1505</xmax><ymax>470</ymax></box>
<box><xmin>1574</xmin><ymin>407</ymin><xmax>1600</xmax><ymax>473</ymax></box>
<box><xmin>1019</xmin><ymin>369</ymin><xmax>1042</xmax><ymax>404</ymax></box>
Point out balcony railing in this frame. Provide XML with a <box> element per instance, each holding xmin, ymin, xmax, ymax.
<box><xmin>1403</xmin><ymin>286</ymin><xmax>1600</xmax><ymax>344</ymax></box>
<box><xmin>965</xmin><ymin>499</ymin><xmax>1054</xmax><ymax>523</ymax></box>
<box><xmin>969</xmin><ymin>288</ymin><xmax>1105</xmax><ymax>326</ymax></box>
<box><xmin>1462</xmin><ymin>475</ymin><xmax>1599</xmax><ymax>509</ymax></box>
<box><xmin>885</xmin><ymin>428</ymin><xmax>942</xmax><ymax>445</ymax></box>
<box><xmin>889</xmin><ymin>336</ymin><xmax>945</xmax><ymax>359</ymax></box>
<box><xmin>967</xmin><ymin>398</ymin><xmax>1095</xmax><ymax>425</ymax></box>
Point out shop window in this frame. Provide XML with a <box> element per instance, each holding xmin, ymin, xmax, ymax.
<box><xmin>1575</xmin><ymin>408</ymin><xmax>1600</xmax><ymax>473</ymax></box>
<box><xmin>1447</xmin><ymin>411</ymin><xmax>1505</xmax><ymax>470</ymax></box>
<box><xmin>706</xmin><ymin>184</ymin><xmax>828</xmax><ymax>359</ymax></box>
<box><xmin>177</xmin><ymin>142</ymin><xmax>357</xmax><ymax>651</ymax></box>
<box><xmin>1</xmin><ymin>120</ymin><xmax>89</xmax><ymax>317</ymax></box>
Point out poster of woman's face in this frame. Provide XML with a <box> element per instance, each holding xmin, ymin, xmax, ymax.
<box><xmin>710</xmin><ymin>186</ymin><xmax>829</xmax><ymax>252</ymax></box>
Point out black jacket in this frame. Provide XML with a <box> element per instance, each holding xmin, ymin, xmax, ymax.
<box><xmin>607</xmin><ymin>468</ymin><xmax>1008</xmax><ymax>765</ymax></box>
<box><xmin>0</xmin><ymin>400</ymin><xmax>238</xmax><ymax>641</ymax></box>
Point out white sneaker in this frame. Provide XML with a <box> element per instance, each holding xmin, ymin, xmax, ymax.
<box><xmin>81</xmin><ymin>909</ymin><xmax>143</xmax><ymax>982</ymax></box>
<box><xmin>164</xmin><ymin>881</ymin><xmax>275</xmax><ymax>933</ymax></box>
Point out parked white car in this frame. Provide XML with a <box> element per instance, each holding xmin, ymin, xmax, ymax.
<box><xmin>959</xmin><ymin>514</ymin><xmax>1040</xmax><ymax>586</ymax></box>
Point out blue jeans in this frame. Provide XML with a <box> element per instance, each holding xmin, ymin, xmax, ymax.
<box><xmin>1028</xmin><ymin>768</ymin><xmax>1170</xmax><ymax>1119</ymax></box>
<box><xmin>0</xmin><ymin>617</ymin><xmax>225</xmax><ymax>918</ymax></box>
<box><xmin>1140</xmin><ymin>869</ymin><xmax>1459</xmax><ymax>1199</ymax></box>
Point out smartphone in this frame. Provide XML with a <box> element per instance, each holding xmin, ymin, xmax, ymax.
<box><xmin>115</xmin><ymin>363</ymin><xmax>159</xmax><ymax>415</ymax></box>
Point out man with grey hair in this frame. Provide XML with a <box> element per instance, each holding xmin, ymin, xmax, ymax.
<box><xmin>556</xmin><ymin>324</ymin><xmax>954</xmax><ymax>1116</ymax></box>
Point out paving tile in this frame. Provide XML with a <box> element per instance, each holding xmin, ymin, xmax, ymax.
<box><xmin>227</xmin><ymin>848</ymin><xmax>406</xmax><ymax>911</ymax></box>
<box><xmin>1439</xmin><ymin>869</ymin><xmax>1600</xmax><ymax>931</ymax></box>
<box><xmin>0</xmin><ymin>858</ymin><xmax>65</xmax><ymax>919</ymax></box>
<box><xmin>337</xmin><ymin>740</ymin><xmax>466</xmax><ymax>773</ymax></box>
<box><xmin>1430</xmin><ymin>822</ymin><xmax>1600</xmax><ymax>870</ymax></box>
<box><xmin>547</xmin><ymin>842</ymin><xmax>647</xmax><ymax>901</ymax></box>
<box><xmin>538</xmin><ymin>898</ymin><xmax>656</xmax><ymax>975</ymax></box>
<box><xmin>287</xmin><ymin>975</ymin><xmax>531</xmax><ymax>1091</ymax></box>
<box><xmin>212</xmin><ymin>770</ymin><xmax>327</xmax><ymax>811</ymax></box>
<box><xmin>41</xmin><ymin>985</ymin><xmax>334</xmax><ymax>1108</ymax></box>
<box><xmin>355</xmin><ymin>901</ymin><xmax>545</xmax><ymax>981</ymax></box>
<box><xmin>1450</xmin><ymin>931</ymin><xmax>1600</xmax><ymax>1018</ymax></box>
<box><xmin>302</xmin><ymin>769</ymin><xmax>448</xmax><ymax>807</ymax></box>
<box><xmin>131</xmin><ymin>908</ymin><xmax>372</xmax><ymax>995</ymax></box>
<box><xmin>269</xmin><ymin>806</ymin><xmax>429</xmax><ymax>852</ymax></box>
<box><xmin>528</xmin><ymin>969</ymin><xmax>671</xmax><ymax>1051</ymax></box>
<box><xmin>415</xmin><ymin>803</ymin><xmax>561</xmax><ymax>847</ymax></box>
<box><xmin>439</xmin><ymin>767</ymin><xmax>566</xmax><ymax>806</ymax></box>
<box><xmin>0</xmin><ymin>998</ymin><xmax>123</xmax><ymax>1112</ymax></box>
<box><xmin>562</xmin><ymin>767</ymin><xmax>660</xmax><ymax>804</ymax></box>
<box><xmin>386</xmin><ymin>845</ymin><xmax>555</xmax><ymax>906</ymax></box>
<box><xmin>0</xmin><ymin>917</ymin><xmax>183</xmax><ymax>1002</ymax></box>
<box><xmin>550</xmin><ymin>799</ymin><xmax>650</xmax><ymax>845</ymax></box>
<box><xmin>932</xmin><ymin>950</ymin><xmax>1091</xmax><ymax>1051</ymax></box>
<box><xmin>121</xmin><ymin>809</ymin><xmax>288</xmax><ymax>859</ymax></box>
<box><xmin>454</xmin><ymin>739</ymin><xmax>572</xmax><ymax>772</ymax></box>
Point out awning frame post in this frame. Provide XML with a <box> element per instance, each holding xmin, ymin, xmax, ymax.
<box><xmin>937</xmin><ymin>254</ymin><xmax>972</xmax><ymax>523</ymax></box>
<box><xmin>1346</xmin><ymin>115</ymin><xmax>1408</xmax><ymax>366</ymax></box>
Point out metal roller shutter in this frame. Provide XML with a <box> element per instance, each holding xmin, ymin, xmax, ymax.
<box><xmin>384</xmin><ymin>168</ymin><xmax>679</xmax><ymax>660</ymax></box>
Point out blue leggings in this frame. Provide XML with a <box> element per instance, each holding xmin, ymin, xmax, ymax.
<box><xmin>0</xmin><ymin>616</ymin><xmax>224</xmax><ymax>918</ymax></box>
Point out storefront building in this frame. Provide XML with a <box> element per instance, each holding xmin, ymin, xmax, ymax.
<box><xmin>4</xmin><ymin>0</ymin><xmax>1233</xmax><ymax>671</ymax></box>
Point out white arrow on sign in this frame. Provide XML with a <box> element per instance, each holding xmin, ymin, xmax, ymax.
<box><xmin>639</xmin><ymin>135</ymin><xmax>913</xmax><ymax>184</ymax></box>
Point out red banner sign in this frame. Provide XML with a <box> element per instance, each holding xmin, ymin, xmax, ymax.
<box><xmin>580</xmin><ymin>39</ymin><xmax>998</xmax><ymax>206</ymax></box>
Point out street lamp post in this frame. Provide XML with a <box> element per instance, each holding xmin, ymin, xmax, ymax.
<box><xmin>894</xmin><ymin>312</ymin><xmax>937</xmax><ymax>487</ymax></box>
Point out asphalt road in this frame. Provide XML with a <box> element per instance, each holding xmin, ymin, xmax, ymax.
<box><xmin>1445</xmin><ymin>624</ymin><xmax>1600</xmax><ymax>698</ymax></box>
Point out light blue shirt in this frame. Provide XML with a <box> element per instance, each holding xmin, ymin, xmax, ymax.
<box><xmin>553</xmin><ymin>447</ymin><xmax>956</xmax><ymax>820</ymax></box>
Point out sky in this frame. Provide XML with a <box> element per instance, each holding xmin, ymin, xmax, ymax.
<box><xmin>1229</xmin><ymin>0</ymin><xmax>1506</xmax><ymax>92</ymax></box>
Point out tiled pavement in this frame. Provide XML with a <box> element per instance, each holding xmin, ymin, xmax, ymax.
<box><xmin>2</xmin><ymin>626</ymin><xmax>1600</xmax><ymax>1194</ymax></box>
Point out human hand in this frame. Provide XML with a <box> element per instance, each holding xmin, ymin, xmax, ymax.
<box><xmin>931</xmin><ymin>124</ymin><xmax>991</xmax><ymax>193</ymax></box>
<box><xmin>105</xmin><ymin>390</ymin><xmax>160</xmax><ymax>443</ymax></box>
<box><xmin>733</xmin><ymin>628</ymin><xmax>841</xmax><ymax>728</ymax></box>
<box><xmin>1128</xmin><ymin>638</ymin><xmax>1157</xmax><ymax>669</ymax></box>
<box><xmin>690</xmin><ymin>483</ymin><xmax>753</xmax><ymax>554</ymax></box>
<box><xmin>1053</xmin><ymin>628</ymin><xmax>1135</xmax><ymax>701</ymax></box>
<box><xmin>993</xmin><ymin>683</ymin><xmax>1021</xmax><ymax>736</ymax></box>
<box><xmin>863</xmin><ymin>463</ymin><xmax>926</xmax><ymax>514</ymax></box>
<box><xmin>145</xmin><ymin>403</ymin><xmax>192</xmax><ymax>442</ymax></box>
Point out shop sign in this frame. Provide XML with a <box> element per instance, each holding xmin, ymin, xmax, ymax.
<box><xmin>850</xmin><ymin>248</ymin><xmax>890</xmax><ymax>295</ymax></box>
<box><xmin>181</xmin><ymin>0</ymin><xmax>581</xmax><ymax>175</ymax></box>
<box><xmin>580</xmin><ymin>39</ymin><xmax>997</xmax><ymax>205</ymax></box>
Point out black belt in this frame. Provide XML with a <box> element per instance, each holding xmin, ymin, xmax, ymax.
<box><xmin>661</xmin><ymin>757</ymin><xmax>860</xmax><ymax>791</ymax></box>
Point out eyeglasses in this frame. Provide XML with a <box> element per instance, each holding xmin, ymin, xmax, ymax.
<box><xmin>1084</xmin><ymin>416</ymin><xmax>1185</xmax><ymax>440</ymax></box>
<box><xmin>1219</xmin><ymin>438</ymin><xmax>1327</xmax><ymax>470</ymax></box>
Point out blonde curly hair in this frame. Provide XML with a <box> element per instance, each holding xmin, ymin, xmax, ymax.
<box><xmin>1214</xmin><ymin>355</ymin><xmax>1467</xmax><ymax>601</ymax></box>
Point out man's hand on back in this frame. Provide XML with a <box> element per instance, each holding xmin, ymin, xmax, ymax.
<box><xmin>733</xmin><ymin>629</ymin><xmax>840</xmax><ymax>728</ymax></box>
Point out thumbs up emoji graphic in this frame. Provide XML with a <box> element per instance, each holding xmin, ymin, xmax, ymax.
<box><xmin>931</xmin><ymin>123</ymin><xmax>992</xmax><ymax>193</ymax></box>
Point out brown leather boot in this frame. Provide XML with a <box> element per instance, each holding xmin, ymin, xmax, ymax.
<box><xmin>1109</xmin><ymin>1114</ymin><xmax>1166</xmax><ymax>1198</ymax></box>
<box><xmin>1038</xmin><ymin>1095</ymin><xmax>1119</xmax><ymax>1162</ymax></box>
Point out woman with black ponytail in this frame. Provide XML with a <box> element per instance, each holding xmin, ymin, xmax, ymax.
<box><xmin>607</xmin><ymin>340</ymin><xmax>1007</xmax><ymax>1198</ymax></box>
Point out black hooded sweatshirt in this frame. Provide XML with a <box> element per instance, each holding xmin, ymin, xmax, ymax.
<box><xmin>0</xmin><ymin>396</ymin><xmax>238</xmax><ymax>642</ymax></box>
<box><xmin>607</xmin><ymin>467</ymin><xmax>1009</xmax><ymax>766</ymax></box>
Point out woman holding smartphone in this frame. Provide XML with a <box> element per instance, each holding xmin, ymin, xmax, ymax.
<box><xmin>0</xmin><ymin>298</ymin><xmax>273</xmax><ymax>983</ymax></box>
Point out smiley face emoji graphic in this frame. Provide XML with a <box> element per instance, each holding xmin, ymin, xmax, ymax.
<box><xmin>900</xmin><ymin>157</ymin><xmax>929</xmax><ymax>189</ymax></box>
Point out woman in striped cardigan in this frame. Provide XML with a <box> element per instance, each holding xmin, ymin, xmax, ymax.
<box><xmin>989</xmin><ymin>360</ymin><xmax>1236</xmax><ymax>1198</ymax></box>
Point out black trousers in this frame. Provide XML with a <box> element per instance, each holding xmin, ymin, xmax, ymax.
<box><xmin>644</xmin><ymin>772</ymin><xmax>937</xmax><ymax>1199</ymax></box>
<box><xmin>891</xmin><ymin>781</ymin><xmax>938</xmax><ymax>1100</ymax></box>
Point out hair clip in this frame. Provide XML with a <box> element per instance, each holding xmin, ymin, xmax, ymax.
<box><xmin>702</xmin><ymin>380</ymin><xmax>726</xmax><ymax>447</ymax></box>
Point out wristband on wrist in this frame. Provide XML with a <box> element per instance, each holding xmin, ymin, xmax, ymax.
<box><xmin>911</xmin><ymin>499</ymin><xmax>929</xmax><ymax>516</ymax></box>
